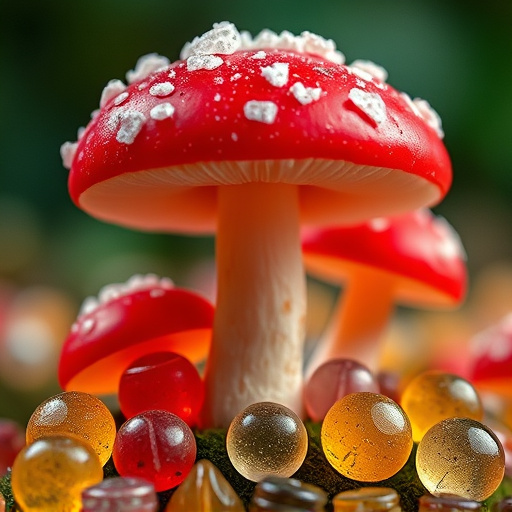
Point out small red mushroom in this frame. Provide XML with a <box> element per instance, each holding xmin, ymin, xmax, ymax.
<box><xmin>302</xmin><ymin>209</ymin><xmax>467</xmax><ymax>374</ymax></box>
<box><xmin>58</xmin><ymin>274</ymin><xmax>214</xmax><ymax>395</ymax></box>
<box><xmin>469</xmin><ymin>313</ymin><xmax>512</xmax><ymax>398</ymax></box>
<box><xmin>62</xmin><ymin>22</ymin><xmax>452</xmax><ymax>427</ymax></box>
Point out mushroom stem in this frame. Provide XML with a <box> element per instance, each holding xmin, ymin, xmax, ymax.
<box><xmin>306</xmin><ymin>269</ymin><xmax>395</xmax><ymax>376</ymax></box>
<box><xmin>202</xmin><ymin>182</ymin><xmax>306</xmax><ymax>428</ymax></box>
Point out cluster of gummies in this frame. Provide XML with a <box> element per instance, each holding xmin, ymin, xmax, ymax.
<box><xmin>2</xmin><ymin>355</ymin><xmax>510</xmax><ymax>511</ymax></box>
<box><xmin>8</xmin><ymin>349</ymin><xmax>204</xmax><ymax>511</ymax></box>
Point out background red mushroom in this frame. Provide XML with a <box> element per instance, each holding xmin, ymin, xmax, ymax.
<box><xmin>63</xmin><ymin>22</ymin><xmax>452</xmax><ymax>427</ymax></box>
<box><xmin>302</xmin><ymin>209</ymin><xmax>467</xmax><ymax>374</ymax></box>
<box><xmin>58</xmin><ymin>274</ymin><xmax>214</xmax><ymax>395</ymax></box>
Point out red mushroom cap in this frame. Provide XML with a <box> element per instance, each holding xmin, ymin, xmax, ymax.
<box><xmin>469</xmin><ymin>314</ymin><xmax>512</xmax><ymax>397</ymax></box>
<box><xmin>302</xmin><ymin>209</ymin><xmax>467</xmax><ymax>307</ymax></box>
<box><xmin>65</xmin><ymin>24</ymin><xmax>452</xmax><ymax>233</ymax></box>
<box><xmin>58</xmin><ymin>275</ymin><xmax>214</xmax><ymax>395</ymax></box>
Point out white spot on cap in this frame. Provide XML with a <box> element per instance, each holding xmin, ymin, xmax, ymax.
<box><xmin>348</xmin><ymin>88</ymin><xmax>387</xmax><ymax>125</ymax></box>
<box><xmin>289</xmin><ymin>82</ymin><xmax>322</xmax><ymax>105</ymax></box>
<box><xmin>116</xmin><ymin>110</ymin><xmax>146</xmax><ymax>144</ymax></box>
<box><xmin>214</xmin><ymin>93</ymin><xmax>221</xmax><ymax>101</ymax></box>
<box><xmin>60</xmin><ymin>141</ymin><xmax>78</xmax><ymax>169</ymax></box>
<box><xmin>213</xmin><ymin>76</ymin><xmax>224</xmax><ymax>84</ymax></box>
<box><xmin>126</xmin><ymin>54</ymin><xmax>170</xmax><ymax>84</ymax></box>
<box><xmin>231</xmin><ymin>132</ymin><xmax>238</xmax><ymax>141</ymax></box>
<box><xmin>113</xmin><ymin>92</ymin><xmax>129</xmax><ymax>106</ymax></box>
<box><xmin>100</xmin><ymin>79</ymin><xmax>127</xmax><ymax>108</ymax></box>
<box><xmin>187</xmin><ymin>55</ymin><xmax>224</xmax><ymax>71</ymax></box>
<box><xmin>181</xmin><ymin>21</ymin><xmax>241</xmax><ymax>59</ymax></box>
<box><xmin>244</xmin><ymin>100</ymin><xmax>278</xmax><ymax>124</ymax></box>
<box><xmin>413</xmin><ymin>98</ymin><xmax>444</xmax><ymax>138</ymax></box>
<box><xmin>230</xmin><ymin>73</ymin><xmax>242</xmax><ymax>81</ymax></box>
<box><xmin>149</xmin><ymin>82</ymin><xmax>175</xmax><ymax>97</ymax></box>
<box><xmin>261</xmin><ymin>62</ymin><xmax>289</xmax><ymax>87</ymax></box>
<box><xmin>350</xmin><ymin>59</ymin><xmax>388</xmax><ymax>83</ymax></box>
<box><xmin>251</xmin><ymin>50</ymin><xmax>267</xmax><ymax>59</ymax></box>
<box><xmin>150</xmin><ymin>103</ymin><xmax>175</xmax><ymax>120</ymax></box>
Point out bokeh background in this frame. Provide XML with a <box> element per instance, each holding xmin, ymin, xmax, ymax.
<box><xmin>1</xmin><ymin>0</ymin><xmax>511</xmax><ymax>423</ymax></box>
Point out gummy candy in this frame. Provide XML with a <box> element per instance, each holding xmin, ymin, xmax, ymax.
<box><xmin>401</xmin><ymin>370</ymin><xmax>483</xmax><ymax>442</ymax></box>
<box><xmin>304</xmin><ymin>358</ymin><xmax>379</xmax><ymax>421</ymax></box>
<box><xmin>119</xmin><ymin>351</ymin><xmax>204</xmax><ymax>426</ymax></box>
<box><xmin>113</xmin><ymin>410</ymin><xmax>196</xmax><ymax>492</ymax></box>
<box><xmin>250</xmin><ymin>475</ymin><xmax>327</xmax><ymax>511</ymax></box>
<box><xmin>0</xmin><ymin>419</ymin><xmax>25</xmax><ymax>475</ymax></box>
<box><xmin>11</xmin><ymin>436</ymin><xmax>103</xmax><ymax>512</ymax></box>
<box><xmin>226</xmin><ymin>402</ymin><xmax>308</xmax><ymax>482</ymax></box>
<box><xmin>321</xmin><ymin>392</ymin><xmax>413</xmax><ymax>481</ymax></box>
<box><xmin>26</xmin><ymin>391</ymin><xmax>116</xmax><ymax>466</ymax></box>
<box><xmin>81</xmin><ymin>476</ymin><xmax>158</xmax><ymax>512</ymax></box>
<box><xmin>416</xmin><ymin>417</ymin><xmax>505</xmax><ymax>501</ymax></box>
<box><xmin>166</xmin><ymin>459</ymin><xmax>244</xmax><ymax>511</ymax></box>
<box><xmin>333</xmin><ymin>487</ymin><xmax>400</xmax><ymax>512</ymax></box>
<box><xmin>418</xmin><ymin>494</ymin><xmax>482</xmax><ymax>512</ymax></box>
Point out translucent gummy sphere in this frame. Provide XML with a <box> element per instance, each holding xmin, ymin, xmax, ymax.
<box><xmin>26</xmin><ymin>390</ymin><xmax>116</xmax><ymax>466</ymax></box>
<box><xmin>321</xmin><ymin>392</ymin><xmax>413</xmax><ymax>481</ymax></box>
<box><xmin>416</xmin><ymin>417</ymin><xmax>505</xmax><ymax>502</ymax></box>
<box><xmin>226</xmin><ymin>402</ymin><xmax>308</xmax><ymax>482</ymax></box>
<box><xmin>12</xmin><ymin>436</ymin><xmax>103</xmax><ymax>512</ymax></box>
<box><xmin>81</xmin><ymin>477</ymin><xmax>158</xmax><ymax>512</ymax></box>
<box><xmin>113</xmin><ymin>410</ymin><xmax>196</xmax><ymax>492</ymax></box>
<box><xmin>401</xmin><ymin>371</ymin><xmax>483</xmax><ymax>442</ymax></box>
<box><xmin>304</xmin><ymin>359</ymin><xmax>379</xmax><ymax>422</ymax></box>
<box><xmin>119</xmin><ymin>351</ymin><xmax>204</xmax><ymax>426</ymax></box>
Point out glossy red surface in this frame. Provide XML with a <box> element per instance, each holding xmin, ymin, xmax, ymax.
<box><xmin>470</xmin><ymin>314</ymin><xmax>512</xmax><ymax>396</ymax></box>
<box><xmin>118</xmin><ymin>351</ymin><xmax>204</xmax><ymax>426</ymax></box>
<box><xmin>58</xmin><ymin>286</ymin><xmax>214</xmax><ymax>394</ymax></box>
<box><xmin>68</xmin><ymin>49</ymin><xmax>451</xmax><ymax>232</ymax></box>
<box><xmin>302</xmin><ymin>209</ymin><xmax>467</xmax><ymax>306</ymax></box>
<box><xmin>113</xmin><ymin>410</ymin><xmax>196</xmax><ymax>492</ymax></box>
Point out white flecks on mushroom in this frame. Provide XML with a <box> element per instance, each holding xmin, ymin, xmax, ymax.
<box><xmin>113</xmin><ymin>92</ymin><xmax>129</xmax><ymax>106</ymax></box>
<box><xmin>230</xmin><ymin>73</ymin><xmax>242</xmax><ymax>81</ymax></box>
<box><xmin>261</xmin><ymin>62</ymin><xmax>289</xmax><ymax>87</ymax></box>
<box><xmin>150</xmin><ymin>103</ymin><xmax>175</xmax><ymax>121</ymax></box>
<box><xmin>187</xmin><ymin>54</ymin><xmax>224</xmax><ymax>71</ymax></box>
<box><xmin>400</xmin><ymin>92</ymin><xmax>422</xmax><ymax>117</ymax></box>
<box><xmin>181</xmin><ymin>21</ymin><xmax>242</xmax><ymax>59</ymax></box>
<box><xmin>213</xmin><ymin>76</ymin><xmax>224</xmax><ymax>85</ymax></box>
<box><xmin>214</xmin><ymin>93</ymin><xmax>222</xmax><ymax>101</ymax></box>
<box><xmin>348</xmin><ymin>88</ymin><xmax>387</xmax><ymax>125</ymax></box>
<box><xmin>60</xmin><ymin>141</ymin><xmax>78</xmax><ymax>170</ymax></box>
<box><xmin>78</xmin><ymin>274</ymin><xmax>174</xmax><ymax>318</ymax></box>
<box><xmin>100</xmin><ymin>79</ymin><xmax>127</xmax><ymax>108</ymax></box>
<box><xmin>149</xmin><ymin>82</ymin><xmax>175</xmax><ymax>97</ymax></box>
<box><xmin>126</xmin><ymin>54</ymin><xmax>171</xmax><ymax>84</ymax></box>
<box><xmin>243</xmin><ymin>100</ymin><xmax>278</xmax><ymax>124</ymax></box>
<box><xmin>350</xmin><ymin>59</ymin><xmax>388</xmax><ymax>83</ymax></box>
<box><xmin>116</xmin><ymin>110</ymin><xmax>146</xmax><ymax>144</ymax></box>
<box><xmin>289</xmin><ymin>82</ymin><xmax>322</xmax><ymax>105</ymax></box>
<box><xmin>413</xmin><ymin>98</ymin><xmax>444</xmax><ymax>138</ymax></box>
<box><xmin>240</xmin><ymin>27</ymin><xmax>345</xmax><ymax>65</ymax></box>
<box><xmin>231</xmin><ymin>132</ymin><xmax>238</xmax><ymax>141</ymax></box>
<box><xmin>347</xmin><ymin>65</ymin><xmax>373</xmax><ymax>83</ymax></box>
<box><xmin>251</xmin><ymin>50</ymin><xmax>267</xmax><ymax>59</ymax></box>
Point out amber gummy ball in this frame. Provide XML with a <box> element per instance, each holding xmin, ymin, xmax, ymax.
<box><xmin>226</xmin><ymin>402</ymin><xmax>308</xmax><ymax>482</ymax></box>
<box><xmin>26</xmin><ymin>390</ymin><xmax>116</xmax><ymax>466</ymax></box>
<box><xmin>401</xmin><ymin>371</ymin><xmax>483</xmax><ymax>442</ymax></box>
<box><xmin>12</xmin><ymin>436</ymin><xmax>103</xmax><ymax>512</ymax></box>
<box><xmin>416</xmin><ymin>417</ymin><xmax>505</xmax><ymax>502</ymax></box>
<box><xmin>321</xmin><ymin>392</ymin><xmax>413</xmax><ymax>481</ymax></box>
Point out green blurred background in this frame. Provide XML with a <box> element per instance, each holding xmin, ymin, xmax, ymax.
<box><xmin>1</xmin><ymin>0</ymin><xmax>511</xmax><ymax>422</ymax></box>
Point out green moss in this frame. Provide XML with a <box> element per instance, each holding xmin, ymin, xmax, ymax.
<box><xmin>1</xmin><ymin>423</ymin><xmax>510</xmax><ymax>512</ymax></box>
